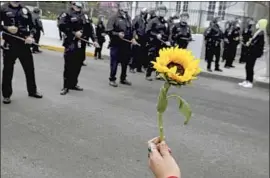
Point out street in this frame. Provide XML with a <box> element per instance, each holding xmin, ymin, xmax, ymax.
<box><xmin>1</xmin><ymin>50</ymin><xmax>269</xmax><ymax>178</ymax></box>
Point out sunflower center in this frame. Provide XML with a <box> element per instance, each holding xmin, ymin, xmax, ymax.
<box><xmin>167</xmin><ymin>62</ymin><xmax>185</xmax><ymax>75</ymax></box>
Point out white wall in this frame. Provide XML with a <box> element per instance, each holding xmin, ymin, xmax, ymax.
<box><xmin>41</xmin><ymin>19</ymin><xmax>59</xmax><ymax>39</ymax></box>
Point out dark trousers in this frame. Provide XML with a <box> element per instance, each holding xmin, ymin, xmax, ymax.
<box><xmin>146</xmin><ymin>45</ymin><xmax>161</xmax><ymax>77</ymax></box>
<box><xmin>176</xmin><ymin>40</ymin><xmax>189</xmax><ymax>49</ymax></box>
<box><xmin>130</xmin><ymin>39</ymin><xmax>147</xmax><ymax>71</ymax></box>
<box><xmin>63</xmin><ymin>45</ymin><xmax>85</xmax><ymax>88</ymax></box>
<box><xmin>94</xmin><ymin>41</ymin><xmax>104</xmax><ymax>58</ymax></box>
<box><xmin>239</xmin><ymin>45</ymin><xmax>248</xmax><ymax>63</ymax></box>
<box><xmin>222</xmin><ymin>43</ymin><xmax>228</xmax><ymax>62</ymax></box>
<box><xmin>245</xmin><ymin>54</ymin><xmax>257</xmax><ymax>83</ymax></box>
<box><xmin>2</xmin><ymin>43</ymin><xmax>37</xmax><ymax>98</ymax></box>
<box><xmin>109</xmin><ymin>45</ymin><xmax>131</xmax><ymax>81</ymax></box>
<box><xmin>206</xmin><ymin>45</ymin><xmax>221</xmax><ymax>70</ymax></box>
<box><xmin>33</xmin><ymin>30</ymin><xmax>41</xmax><ymax>52</ymax></box>
<box><xmin>225</xmin><ymin>44</ymin><xmax>238</xmax><ymax>67</ymax></box>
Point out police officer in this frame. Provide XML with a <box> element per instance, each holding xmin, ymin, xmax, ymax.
<box><xmin>239</xmin><ymin>18</ymin><xmax>254</xmax><ymax>64</ymax></box>
<box><xmin>94</xmin><ymin>15</ymin><xmax>106</xmax><ymax>60</ymax></box>
<box><xmin>32</xmin><ymin>7</ymin><xmax>44</xmax><ymax>53</ymax></box>
<box><xmin>204</xmin><ymin>17</ymin><xmax>223</xmax><ymax>72</ymax></box>
<box><xmin>224</xmin><ymin>19</ymin><xmax>241</xmax><ymax>68</ymax></box>
<box><xmin>129</xmin><ymin>8</ymin><xmax>148</xmax><ymax>73</ymax></box>
<box><xmin>222</xmin><ymin>20</ymin><xmax>232</xmax><ymax>62</ymax></box>
<box><xmin>106</xmin><ymin>2</ymin><xmax>136</xmax><ymax>87</ymax></box>
<box><xmin>57</xmin><ymin>12</ymin><xmax>64</xmax><ymax>40</ymax></box>
<box><xmin>145</xmin><ymin>5</ymin><xmax>170</xmax><ymax>81</ymax></box>
<box><xmin>0</xmin><ymin>1</ymin><xmax>43</xmax><ymax>104</ymax></box>
<box><xmin>82</xmin><ymin>16</ymin><xmax>96</xmax><ymax>66</ymax></box>
<box><xmin>58</xmin><ymin>1</ymin><xmax>98</xmax><ymax>95</ymax></box>
<box><xmin>171</xmin><ymin>12</ymin><xmax>192</xmax><ymax>49</ymax></box>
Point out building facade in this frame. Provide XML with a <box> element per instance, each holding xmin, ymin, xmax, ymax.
<box><xmin>132</xmin><ymin>1</ymin><xmax>269</xmax><ymax>29</ymax></box>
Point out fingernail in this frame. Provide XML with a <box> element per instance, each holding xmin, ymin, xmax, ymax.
<box><xmin>168</xmin><ymin>148</ymin><xmax>172</xmax><ymax>154</ymax></box>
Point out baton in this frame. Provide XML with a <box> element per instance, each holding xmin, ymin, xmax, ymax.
<box><xmin>158</xmin><ymin>38</ymin><xmax>171</xmax><ymax>47</ymax></box>
<box><xmin>122</xmin><ymin>38</ymin><xmax>141</xmax><ymax>46</ymax></box>
<box><xmin>179</xmin><ymin>37</ymin><xmax>195</xmax><ymax>41</ymax></box>
<box><xmin>2</xmin><ymin>31</ymin><xmax>40</xmax><ymax>46</ymax></box>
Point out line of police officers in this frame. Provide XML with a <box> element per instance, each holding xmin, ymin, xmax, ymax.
<box><xmin>106</xmin><ymin>3</ymin><xmax>193</xmax><ymax>87</ymax></box>
<box><xmin>1</xmin><ymin>2</ymin><xmax>254</xmax><ymax>104</ymax></box>
<box><xmin>0</xmin><ymin>2</ymin><xmax>193</xmax><ymax>104</ymax></box>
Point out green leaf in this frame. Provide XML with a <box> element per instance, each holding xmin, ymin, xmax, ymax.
<box><xmin>157</xmin><ymin>87</ymin><xmax>168</xmax><ymax>113</ymax></box>
<box><xmin>167</xmin><ymin>95</ymin><xmax>192</xmax><ymax>125</ymax></box>
<box><xmin>178</xmin><ymin>97</ymin><xmax>192</xmax><ymax>125</ymax></box>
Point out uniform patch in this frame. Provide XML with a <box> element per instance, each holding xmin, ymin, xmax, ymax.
<box><xmin>165</xmin><ymin>23</ymin><xmax>168</xmax><ymax>28</ymax></box>
<box><xmin>61</xmin><ymin>13</ymin><xmax>66</xmax><ymax>18</ymax></box>
<box><xmin>22</xmin><ymin>8</ymin><xmax>28</xmax><ymax>15</ymax></box>
<box><xmin>84</xmin><ymin>14</ymin><xmax>88</xmax><ymax>20</ymax></box>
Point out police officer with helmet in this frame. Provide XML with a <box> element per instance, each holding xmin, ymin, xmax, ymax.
<box><xmin>171</xmin><ymin>12</ymin><xmax>192</xmax><ymax>49</ymax></box>
<box><xmin>204</xmin><ymin>17</ymin><xmax>223</xmax><ymax>72</ymax></box>
<box><xmin>106</xmin><ymin>2</ymin><xmax>137</xmax><ymax>87</ymax></box>
<box><xmin>0</xmin><ymin>1</ymin><xmax>43</xmax><ymax>104</ymax></box>
<box><xmin>145</xmin><ymin>5</ymin><xmax>170</xmax><ymax>81</ymax></box>
<box><xmin>130</xmin><ymin>7</ymin><xmax>148</xmax><ymax>73</ymax></box>
<box><xmin>224</xmin><ymin>18</ymin><xmax>241</xmax><ymax>68</ymax></box>
<box><xmin>58</xmin><ymin>1</ymin><xmax>98</xmax><ymax>95</ymax></box>
<box><xmin>32</xmin><ymin>7</ymin><xmax>44</xmax><ymax>53</ymax></box>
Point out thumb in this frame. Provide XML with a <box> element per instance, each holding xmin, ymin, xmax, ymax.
<box><xmin>159</xmin><ymin>141</ymin><xmax>171</xmax><ymax>158</ymax></box>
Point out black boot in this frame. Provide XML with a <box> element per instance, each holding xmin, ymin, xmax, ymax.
<box><xmin>29</xmin><ymin>92</ymin><xmax>43</xmax><ymax>98</ymax></box>
<box><xmin>60</xmin><ymin>88</ymin><xmax>69</xmax><ymax>95</ymax></box>
<box><xmin>3</xmin><ymin>97</ymin><xmax>11</xmax><ymax>104</ymax></box>
<box><xmin>109</xmin><ymin>81</ymin><xmax>118</xmax><ymax>87</ymax></box>
<box><xmin>70</xmin><ymin>86</ymin><xmax>83</xmax><ymax>91</ymax></box>
<box><xmin>120</xmin><ymin>80</ymin><xmax>132</xmax><ymax>86</ymax></box>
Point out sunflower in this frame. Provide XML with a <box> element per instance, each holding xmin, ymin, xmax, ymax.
<box><xmin>152</xmin><ymin>47</ymin><xmax>201</xmax><ymax>85</ymax></box>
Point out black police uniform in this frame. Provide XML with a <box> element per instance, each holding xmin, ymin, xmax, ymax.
<box><xmin>222</xmin><ymin>21</ymin><xmax>232</xmax><ymax>62</ymax></box>
<box><xmin>58</xmin><ymin>7</ymin><xmax>96</xmax><ymax>94</ymax></box>
<box><xmin>32</xmin><ymin>8</ymin><xmax>44</xmax><ymax>53</ymax></box>
<box><xmin>0</xmin><ymin>2</ymin><xmax>42</xmax><ymax>103</ymax></box>
<box><xmin>130</xmin><ymin>12</ymin><xmax>148</xmax><ymax>72</ymax></box>
<box><xmin>145</xmin><ymin>15</ymin><xmax>170</xmax><ymax>79</ymax></box>
<box><xmin>171</xmin><ymin>21</ymin><xmax>192</xmax><ymax>49</ymax></box>
<box><xmin>82</xmin><ymin>17</ymin><xmax>95</xmax><ymax>66</ymax></box>
<box><xmin>204</xmin><ymin>20</ymin><xmax>223</xmax><ymax>72</ymax></box>
<box><xmin>239</xmin><ymin>23</ymin><xmax>253</xmax><ymax>63</ymax></box>
<box><xmin>106</xmin><ymin>10</ymin><xmax>133</xmax><ymax>87</ymax></box>
<box><xmin>94</xmin><ymin>17</ymin><xmax>106</xmax><ymax>59</ymax></box>
<box><xmin>57</xmin><ymin>12</ymin><xmax>64</xmax><ymax>40</ymax></box>
<box><xmin>224</xmin><ymin>21</ymin><xmax>241</xmax><ymax>68</ymax></box>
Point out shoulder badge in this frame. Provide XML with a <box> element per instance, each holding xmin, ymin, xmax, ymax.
<box><xmin>22</xmin><ymin>8</ymin><xmax>28</xmax><ymax>15</ymax></box>
<box><xmin>165</xmin><ymin>23</ymin><xmax>168</xmax><ymax>28</ymax></box>
<box><xmin>84</xmin><ymin>14</ymin><xmax>88</xmax><ymax>20</ymax></box>
<box><xmin>61</xmin><ymin>13</ymin><xmax>66</xmax><ymax>18</ymax></box>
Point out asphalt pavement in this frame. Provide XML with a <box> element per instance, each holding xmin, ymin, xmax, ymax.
<box><xmin>1</xmin><ymin>50</ymin><xmax>269</xmax><ymax>178</ymax></box>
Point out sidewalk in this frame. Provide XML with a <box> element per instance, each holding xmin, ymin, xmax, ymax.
<box><xmin>40</xmin><ymin>37</ymin><xmax>269</xmax><ymax>88</ymax></box>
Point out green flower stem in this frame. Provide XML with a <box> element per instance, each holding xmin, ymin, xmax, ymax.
<box><xmin>158</xmin><ymin>112</ymin><xmax>164</xmax><ymax>141</ymax></box>
<box><xmin>157</xmin><ymin>82</ymin><xmax>171</xmax><ymax>141</ymax></box>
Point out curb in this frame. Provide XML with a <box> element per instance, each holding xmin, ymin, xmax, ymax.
<box><xmin>40</xmin><ymin>44</ymin><xmax>94</xmax><ymax>57</ymax></box>
<box><xmin>199</xmin><ymin>71</ymin><xmax>269</xmax><ymax>89</ymax></box>
<box><xmin>41</xmin><ymin>44</ymin><xmax>269</xmax><ymax>89</ymax></box>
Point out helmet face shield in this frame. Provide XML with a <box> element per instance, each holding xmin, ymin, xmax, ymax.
<box><xmin>156</xmin><ymin>9</ymin><xmax>167</xmax><ymax>17</ymax></box>
<box><xmin>118</xmin><ymin>2</ymin><xmax>129</xmax><ymax>12</ymax></box>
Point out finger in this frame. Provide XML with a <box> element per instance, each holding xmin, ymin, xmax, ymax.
<box><xmin>158</xmin><ymin>141</ymin><xmax>171</xmax><ymax>158</ymax></box>
<box><xmin>148</xmin><ymin>137</ymin><xmax>161</xmax><ymax>145</ymax></box>
<box><xmin>148</xmin><ymin>142</ymin><xmax>163</xmax><ymax>160</ymax></box>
